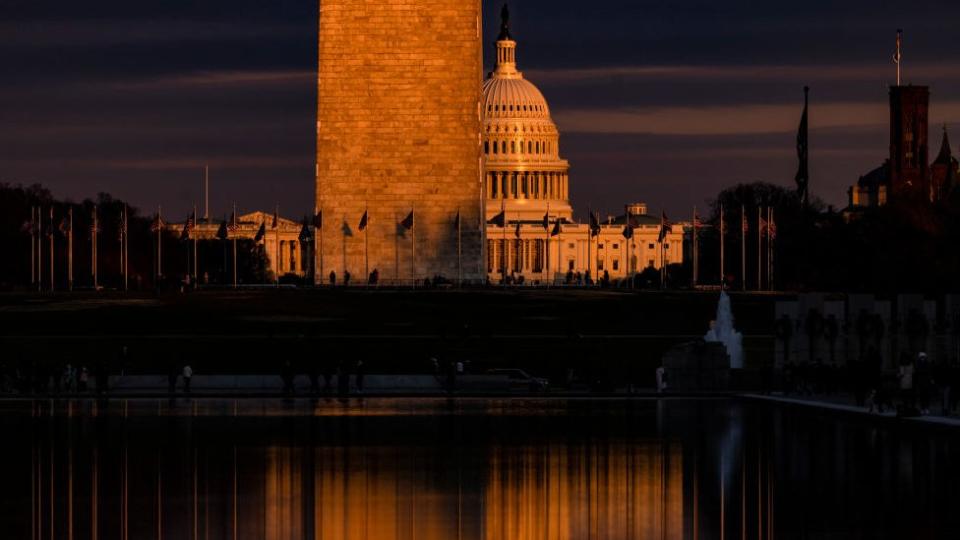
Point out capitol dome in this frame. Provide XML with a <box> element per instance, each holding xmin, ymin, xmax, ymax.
<box><xmin>482</xmin><ymin>5</ymin><xmax>571</xmax><ymax>222</ymax></box>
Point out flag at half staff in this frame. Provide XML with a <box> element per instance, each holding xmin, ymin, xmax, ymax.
<box><xmin>453</xmin><ymin>210</ymin><xmax>461</xmax><ymax>230</ymax></box>
<box><xmin>180</xmin><ymin>211</ymin><xmax>195</xmax><ymax>241</ymax></box>
<box><xmin>487</xmin><ymin>210</ymin><xmax>505</xmax><ymax>227</ymax></box>
<box><xmin>312</xmin><ymin>210</ymin><xmax>323</xmax><ymax>229</ymax></box>
<box><xmin>514</xmin><ymin>219</ymin><xmax>521</xmax><ymax>238</ymax></box>
<box><xmin>150</xmin><ymin>214</ymin><xmax>164</xmax><ymax>233</ymax></box>
<box><xmin>658</xmin><ymin>212</ymin><xmax>672</xmax><ymax>243</ymax></box>
<box><xmin>216</xmin><ymin>220</ymin><xmax>228</xmax><ymax>241</ymax></box>
<box><xmin>358</xmin><ymin>210</ymin><xmax>368</xmax><ymax>231</ymax></box>
<box><xmin>298</xmin><ymin>218</ymin><xmax>312</xmax><ymax>242</ymax></box>
<box><xmin>254</xmin><ymin>221</ymin><xmax>266</xmax><ymax>242</ymax></box>
<box><xmin>59</xmin><ymin>215</ymin><xmax>70</xmax><ymax>235</ymax></box>
<box><xmin>541</xmin><ymin>211</ymin><xmax>549</xmax><ymax>231</ymax></box>
<box><xmin>550</xmin><ymin>219</ymin><xmax>562</xmax><ymax>237</ymax></box>
<box><xmin>400</xmin><ymin>210</ymin><xmax>415</xmax><ymax>230</ymax></box>
<box><xmin>589</xmin><ymin>211</ymin><xmax>601</xmax><ymax>237</ymax></box>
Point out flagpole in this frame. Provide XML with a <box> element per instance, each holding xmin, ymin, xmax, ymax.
<box><xmin>119</xmin><ymin>206</ymin><xmax>124</xmax><ymax>288</ymax></box>
<box><xmin>37</xmin><ymin>205</ymin><xmax>43</xmax><ymax>292</ymax></box>
<box><xmin>364</xmin><ymin>204</ymin><xmax>369</xmax><ymax>284</ymax></box>
<box><xmin>317</xmin><ymin>205</ymin><xmax>323</xmax><ymax>286</ymax></box>
<box><xmin>123</xmin><ymin>204</ymin><xmax>129</xmax><ymax>291</ymax></box>
<box><xmin>501</xmin><ymin>201</ymin><xmax>506</xmax><ymax>285</ymax></box>
<box><xmin>274</xmin><ymin>204</ymin><xmax>280</xmax><ymax>288</ymax></box>
<box><xmin>157</xmin><ymin>206</ymin><xmax>163</xmax><ymax>283</ymax></box>
<box><xmin>411</xmin><ymin>206</ymin><xmax>416</xmax><ymax>287</ymax></box>
<box><xmin>395</xmin><ymin>212</ymin><xmax>400</xmax><ymax>284</ymax></box>
<box><xmin>741</xmin><ymin>204</ymin><xmax>746</xmax><ymax>292</ymax></box>
<box><xmin>587</xmin><ymin>206</ymin><xmax>592</xmax><ymax>286</ymax></box>
<box><xmin>693</xmin><ymin>206</ymin><xmax>698</xmax><ymax>288</ymax></box>
<box><xmin>48</xmin><ymin>207</ymin><xmax>54</xmax><ymax>292</ymax></box>
<box><xmin>193</xmin><ymin>204</ymin><xmax>199</xmax><ymax>287</ymax></box>
<box><xmin>68</xmin><ymin>207</ymin><xmax>74</xmax><ymax>292</ymax></box>
<box><xmin>232</xmin><ymin>204</ymin><xmax>238</xmax><ymax>289</ymax></box>
<box><xmin>457</xmin><ymin>208</ymin><xmax>462</xmax><ymax>287</ymax></box>
<box><xmin>757</xmin><ymin>206</ymin><xmax>762</xmax><ymax>291</ymax></box>
<box><xmin>92</xmin><ymin>205</ymin><xmax>98</xmax><ymax>290</ymax></box>
<box><xmin>719</xmin><ymin>203</ymin><xmax>725</xmax><ymax>289</ymax></box>
<box><xmin>545</xmin><ymin>203</ymin><xmax>550</xmax><ymax>285</ymax></box>
<box><xmin>30</xmin><ymin>206</ymin><xmax>36</xmax><ymax>288</ymax></box>
<box><xmin>768</xmin><ymin>207</ymin><xmax>775</xmax><ymax>291</ymax></box>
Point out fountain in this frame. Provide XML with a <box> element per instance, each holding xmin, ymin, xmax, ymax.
<box><xmin>705</xmin><ymin>291</ymin><xmax>744</xmax><ymax>369</ymax></box>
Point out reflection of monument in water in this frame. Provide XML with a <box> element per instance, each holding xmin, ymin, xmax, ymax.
<box><xmin>485</xmin><ymin>443</ymin><xmax>684</xmax><ymax>539</ymax></box>
<box><xmin>260</xmin><ymin>440</ymin><xmax>685</xmax><ymax>540</ymax></box>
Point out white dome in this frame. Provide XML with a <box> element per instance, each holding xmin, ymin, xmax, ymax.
<box><xmin>482</xmin><ymin>77</ymin><xmax>551</xmax><ymax>120</ymax></box>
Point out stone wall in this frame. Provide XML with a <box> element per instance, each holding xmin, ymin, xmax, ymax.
<box><xmin>316</xmin><ymin>0</ymin><xmax>484</xmax><ymax>284</ymax></box>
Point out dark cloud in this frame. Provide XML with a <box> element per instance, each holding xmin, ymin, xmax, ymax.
<box><xmin>1</xmin><ymin>0</ymin><xmax>959</xmax><ymax>218</ymax></box>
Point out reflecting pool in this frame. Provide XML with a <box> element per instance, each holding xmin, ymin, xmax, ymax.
<box><xmin>0</xmin><ymin>398</ymin><xmax>957</xmax><ymax>539</ymax></box>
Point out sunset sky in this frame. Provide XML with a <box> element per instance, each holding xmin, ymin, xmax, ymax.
<box><xmin>3</xmin><ymin>0</ymin><xmax>959</xmax><ymax>220</ymax></box>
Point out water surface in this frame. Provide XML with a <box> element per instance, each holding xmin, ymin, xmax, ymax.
<box><xmin>1</xmin><ymin>398</ymin><xmax>957</xmax><ymax>539</ymax></box>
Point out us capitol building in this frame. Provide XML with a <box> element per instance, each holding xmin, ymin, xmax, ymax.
<box><xmin>175</xmin><ymin>4</ymin><xmax>684</xmax><ymax>285</ymax></box>
<box><xmin>481</xmin><ymin>10</ymin><xmax>683</xmax><ymax>284</ymax></box>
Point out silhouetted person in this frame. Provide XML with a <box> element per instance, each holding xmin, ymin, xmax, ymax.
<box><xmin>343</xmin><ymin>270</ymin><xmax>351</xmax><ymax>286</ymax></box>
<box><xmin>182</xmin><ymin>364</ymin><xmax>193</xmax><ymax>394</ymax></box>
<box><xmin>78</xmin><ymin>367</ymin><xmax>89</xmax><ymax>393</ymax></box>
<box><xmin>356</xmin><ymin>360</ymin><xmax>365</xmax><ymax>393</ymax></box>
<box><xmin>369</xmin><ymin>268</ymin><xmax>379</xmax><ymax>286</ymax></box>
<box><xmin>329</xmin><ymin>270</ymin><xmax>337</xmax><ymax>286</ymax></box>
<box><xmin>281</xmin><ymin>359</ymin><xmax>295</xmax><ymax>396</ymax></box>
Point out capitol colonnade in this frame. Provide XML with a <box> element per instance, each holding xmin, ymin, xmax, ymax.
<box><xmin>482</xmin><ymin>9</ymin><xmax>683</xmax><ymax>284</ymax></box>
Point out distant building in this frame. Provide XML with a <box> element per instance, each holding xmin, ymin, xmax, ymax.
<box><xmin>481</xmin><ymin>13</ymin><xmax>682</xmax><ymax>284</ymax></box>
<box><xmin>847</xmin><ymin>85</ymin><xmax>959</xmax><ymax>212</ymax></box>
<box><xmin>169</xmin><ymin>212</ymin><xmax>310</xmax><ymax>279</ymax></box>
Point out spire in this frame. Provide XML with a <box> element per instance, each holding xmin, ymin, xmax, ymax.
<box><xmin>493</xmin><ymin>3</ymin><xmax>520</xmax><ymax>78</ymax></box>
<box><xmin>934</xmin><ymin>124</ymin><xmax>953</xmax><ymax>165</ymax></box>
<box><xmin>498</xmin><ymin>3</ymin><xmax>512</xmax><ymax>40</ymax></box>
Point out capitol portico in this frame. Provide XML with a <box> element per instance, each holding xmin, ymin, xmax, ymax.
<box><xmin>482</xmin><ymin>10</ymin><xmax>683</xmax><ymax>284</ymax></box>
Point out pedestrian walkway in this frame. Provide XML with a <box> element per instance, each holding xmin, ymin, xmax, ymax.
<box><xmin>741</xmin><ymin>393</ymin><xmax>960</xmax><ymax>429</ymax></box>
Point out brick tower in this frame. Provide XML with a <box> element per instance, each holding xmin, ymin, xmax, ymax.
<box><xmin>888</xmin><ymin>85</ymin><xmax>930</xmax><ymax>199</ymax></box>
<box><xmin>316</xmin><ymin>0</ymin><xmax>484</xmax><ymax>284</ymax></box>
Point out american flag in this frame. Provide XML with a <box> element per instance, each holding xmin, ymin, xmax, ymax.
<box><xmin>658</xmin><ymin>212</ymin><xmax>672</xmax><ymax>243</ymax></box>
<box><xmin>226</xmin><ymin>212</ymin><xmax>239</xmax><ymax>235</ymax></box>
<box><xmin>741</xmin><ymin>208</ymin><xmax>749</xmax><ymax>234</ymax></box>
<box><xmin>180</xmin><ymin>211</ymin><xmax>195</xmax><ymax>241</ymax></box>
<box><xmin>759</xmin><ymin>214</ymin><xmax>768</xmax><ymax>235</ymax></box>
<box><xmin>150</xmin><ymin>214</ymin><xmax>164</xmax><ymax>233</ymax></box>
<box><xmin>768</xmin><ymin>213</ymin><xmax>777</xmax><ymax>240</ymax></box>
